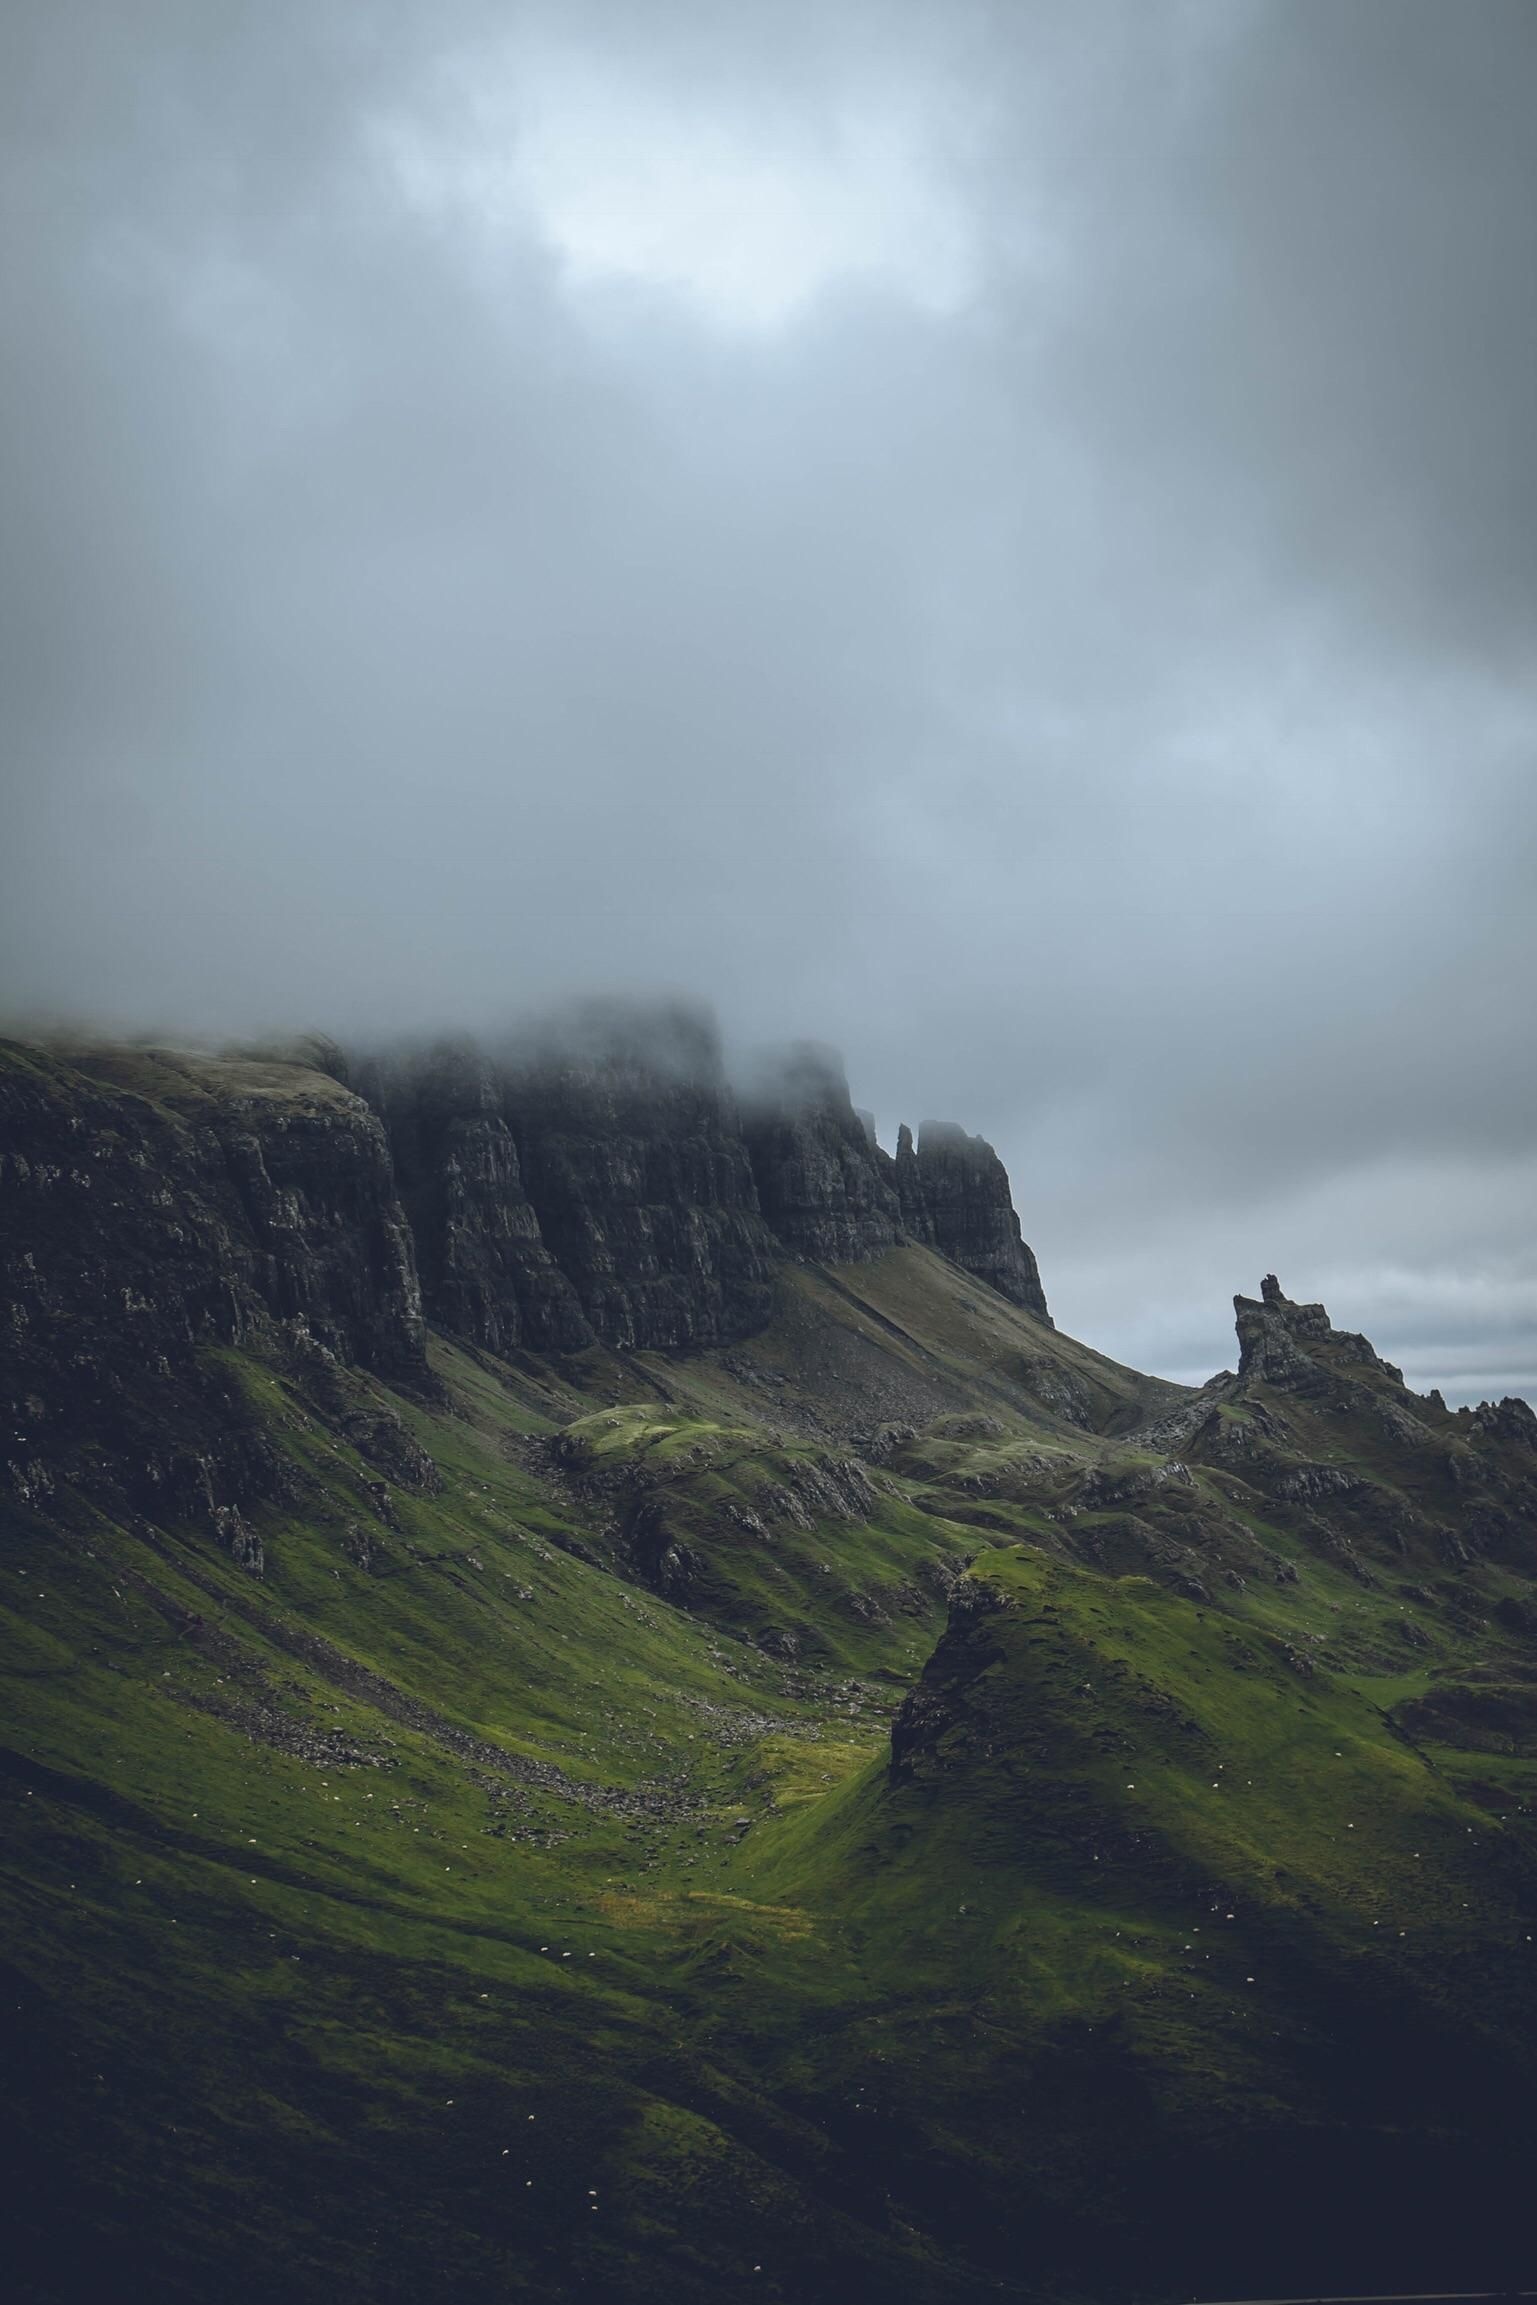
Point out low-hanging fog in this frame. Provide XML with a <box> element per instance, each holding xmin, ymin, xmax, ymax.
<box><xmin>3</xmin><ymin>1</ymin><xmax>1535</xmax><ymax>1401</ymax></box>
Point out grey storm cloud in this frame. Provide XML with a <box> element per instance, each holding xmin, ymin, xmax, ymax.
<box><xmin>2</xmin><ymin>0</ymin><xmax>1535</xmax><ymax>1398</ymax></box>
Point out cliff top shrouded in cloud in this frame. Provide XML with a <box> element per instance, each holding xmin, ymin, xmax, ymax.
<box><xmin>2</xmin><ymin>1</ymin><xmax>1534</xmax><ymax>1401</ymax></box>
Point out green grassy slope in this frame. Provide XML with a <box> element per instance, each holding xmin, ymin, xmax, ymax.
<box><xmin>726</xmin><ymin>1545</ymin><xmax>1537</xmax><ymax>2294</ymax></box>
<box><xmin>5</xmin><ymin>1251</ymin><xmax>1537</xmax><ymax>2301</ymax></box>
<box><xmin>2</xmin><ymin>1334</ymin><xmax>984</xmax><ymax>2303</ymax></box>
<box><xmin>623</xmin><ymin>1246</ymin><xmax>1184</xmax><ymax>1444</ymax></box>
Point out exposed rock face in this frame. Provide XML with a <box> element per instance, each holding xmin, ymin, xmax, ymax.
<box><xmin>201</xmin><ymin>1081</ymin><xmax>426</xmax><ymax>1379</ymax></box>
<box><xmin>1471</xmin><ymin>1396</ymin><xmax>1537</xmax><ymax>1450</ymax></box>
<box><xmin>890</xmin><ymin>1114</ymin><xmax>1053</xmax><ymax>1319</ymax></box>
<box><xmin>1234</xmin><ymin>1273</ymin><xmax>1401</xmax><ymax>1396</ymax></box>
<box><xmin>0</xmin><ymin>1044</ymin><xmax>427</xmax><ymax>1380</ymax></box>
<box><xmin>356</xmin><ymin>1020</ymin><xmax>1053</xmax><ymax>1342</ymax></box>
<box><xmin>889</xmin><ymin>1571</ymin><xmax>1013</xmax><ymax>1781</ymax></box>
<box><xmin>1152</xmin><ymin>1276</ymin><xmax>1537</xmax><ymax>1596</ymax></box>
<box><xmin>361</xmin><ymin>1009</ymin><xmax>781</xmax><ymax>1354</ymax></box>
<box><xmin>893</xmin><ymin>1123</ymin><xmax>936</xmax><ymax>1246</ymax></box>
<box><xmin>356</xmin><ymin>1039</ymin><xmax>592</xmax><ymax>1356</ymax></box>
<box><xmin>742</xmin><ymin>1043</ymin><xmax>904</xmax><ymax>1264</ymax></box>
<box><xmin>3</xmin><ymin>1010</ymin><xmax>1055</xmax><ymax>1407</ymax></box>
<box><xmin>0</xmin><ymin>1041</ymin><xmax>430</xmax><ymax>1533</ymax></box>
<box><xmin>506</xmin><ymin>1015</ymin><xmax>778</xmax><ymax>1352</ymax></box>
<box><xmin>909</xmin><ymin>1121</ymin><xmax>1052</xmax><ymax>1322</ymax></box>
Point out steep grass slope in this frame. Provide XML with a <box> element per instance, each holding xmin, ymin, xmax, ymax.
<box><xmin>5</xmin><ymin>1042</ymin><xmax>1537</xmax><ymax>2302</ymax></box>
<box><xmin>4</xmin><ymin>1336</ymin><xmax>979</xmax><ymax>2303</ymax></box>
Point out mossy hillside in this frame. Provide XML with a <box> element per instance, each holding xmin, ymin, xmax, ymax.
<box><xmin>1173</xmin><ymin>1344</ymin><xmax>1537</xmax><ymax>1798</ymax></box>
<box><xmin>4</xmin><ymin>1343</ymin><xmax>970</xmax><ymax>2301</ymax></box>
<box><xmin>610</xmin><ymin>1247</ymin><xmax>1184</xmax><ymax>1449</ymax></box>
<box><xmin>21</xmin><ymin>1318</ymin><xmax>1119</xmax><ymax>2305</ymax></box>
<box><xmin>979</xmin><ymin>1475</ymin><xmax>1537</xmax><ymax>1856</ymax></box>
<box><xmin>8</xmin><ymin>1206</ymin><xmax>1537</xmax><ymax>2302</ymax></box>
<box><xmin>554</xmin><ymin>1404</ymin><xmax>977</xmax><ymax>1672</ymax></box>
<box><xmin>887</xmin><ymin>1375</ymin><xmax>1537</xmax><ymax>1723</ymax></box>
<box><xmin>698</xmin><ymin>1548</ymin><xmax>1537</xmax><ymax>2292</ymax></box>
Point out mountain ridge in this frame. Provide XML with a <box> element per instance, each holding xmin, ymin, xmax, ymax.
<box><xmin>3</xmin><ymin>1020</ymin><xmax>1537</xmax><ymax>2303</ymax></box>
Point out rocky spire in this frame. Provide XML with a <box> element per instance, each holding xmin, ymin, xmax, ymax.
<box><xmin>1233</xmin><ymin>1275</ymin><xmax>1399</xmax><ymax>1392</ymax></box>
<box><xmin>894</xmin><ymin>1122</ymin><xmax>936</xmax><ymax>1245</ymax></box>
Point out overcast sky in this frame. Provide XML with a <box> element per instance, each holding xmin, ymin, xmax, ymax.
<box><xmin>3</xmin><ymin>1</ymin><xmax>1535</xmax><ymax>1401</ymax></box>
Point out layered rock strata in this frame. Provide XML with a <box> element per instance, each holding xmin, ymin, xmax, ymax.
<box><xmin>910</xmin><ymin>1120</ymin><xmax>1052</xmax><ymax>1321</ymax></box>
<box><xmin>356</xmin><ymin>1014</ymin><xmax>1052</xmax><ymax>1351</ymax></box>
<box><xmin>355</xmin><ymin>1039</ymin><xmax>591</xmax><ymax>1356</ymax></box>
<box><xmin>740</xmin><ymin>1042</ymin><xmax>905</xmax><ymax>1264</ymax></box>
<box><xmin>1</xmin><ymin>1010</ymin><xmax>1052</xmax><ymax>1481</ymax></box>
<box><xmin>0</xmin><ymin>1042</ymin><xmax>431</xmax><ymax>1534</ymax></box>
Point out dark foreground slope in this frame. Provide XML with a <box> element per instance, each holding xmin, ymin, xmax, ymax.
<box><xmin>4</xmin><ymin>1040</ymin><xmax>1537</xmax><ymax>2303</ymax></box>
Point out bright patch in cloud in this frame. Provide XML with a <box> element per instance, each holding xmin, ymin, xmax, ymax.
<box><xmin>378</xmin><ymin>52</ymin><xmax>979</xmax><ymax>333</ymax></box>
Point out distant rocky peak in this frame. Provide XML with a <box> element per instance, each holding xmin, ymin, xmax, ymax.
<box><xmin>1470</xmin><ymin>1395</ymin><xmax>1537</xmax><ymax>1446</ymax></box>
<box><xmin>1234</xmin><ymin>1276</ymin><xmax>1402</xmax><ymax>1392</ymax></box>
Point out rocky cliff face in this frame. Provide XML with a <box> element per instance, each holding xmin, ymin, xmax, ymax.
<box><xmin>2</xmin><ymin>1010</ymin><xmax>1052</xmax><ymax>1443</ymax></box>
<box><xmin>0</xmin><ymin>1042</ymin><xmax>427</xmax><ymax>1379</ymax></box>
<box><xmin>355</xmin><ymin>1015</ymin><xmax>1051</xmax><ymax>1349</ymax></box>
<box><xmin>908</xmin><ymin>1120</ymin><xmax>1052</xmax><ymax>1321</ymax></box>
<box><xmin>358</xmin><ymin>1009</ymin><xmax>780</xmax><ymax>1355</ymax></box>
<box><xmin>892</xmin><ymin>1123</ymin><xmax>936</xmax><ymax>1246</ymax></box>
<box><xmin>505</xmin><ymin>1008</ymin><xmax>779</xmax><ymax>1352</ymax></box>
<box><xmin>0</xmin><ymin>1041</ymin><xmax>430</xmax><ymax>1538</ymax></box>
<box><xmin>356</xmin><ymin>1039</ymin><xmax>593</xmax><ymax>1356</ymax></box>
<box><xmin>1232</xmin><ymin>1271</ymin><xmax>1397</xmax><ymax>1394</ymax></box>
<box><xmin>741</xmin><ymin>1042</ymin><xmax>905</xmax><ymax>1264</ymax></box>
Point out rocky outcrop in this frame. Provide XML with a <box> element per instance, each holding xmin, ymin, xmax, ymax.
<box><xmin>356</xmin><ymin>1039</ymin><xmax>591</xmax><ymax>1356</ymax></box>
<box><xmin>0</xmin><ymin>1043</ymin><xmax>427</xmax><ymax>1379</ymax></box>
<box><xmin>742</xmin><ymin>1043</ymin><xmax>904</xmax><ymax>1264</ymax></box>
<box><xmin>1234</xmin><ymin>1274</ymin><xmax>1405</xmax><ymax>1396</ymax></box>
<box><xmin>359</xmin><ymin>1019</ymin><xmax>1054</xmax><ymax>1342</ymax></box>
<box><xmin>1470</xmin><ymin>1396</ymin><xmax>1537</xmax><ymax>1450</ymax></box>
<box><xmin>908</xmin><ymin>1121</ymin><xmax>1051</xmax><ymax>1321</ymax></box>
<box><xmin>507</xmin><ymin>1008</ymin><xmax>779</xmax><ymax>1351</ymax></box>
<box><xmin>892</xmin><ymin>1123</ymin><xmax>936</xmax><ymax>1246</ymax></box>
<box><xmin>361</xmin><ymin>1009</ymin><xmax>781</xmax><ymax>1354</ymax></box>
<box><xmin>888</xmin><ymin>1571</ymin><xmax>1013</xmax><ymax>1781</ymax></box>
<box><xmin>3</xmin><ymin>1010</ymin><xmax>1056</xmax><ymax>1411</ymax></box>
<box><xmin>0</xmin><ymin>1040</ymin><xmax>430</xmax><ymax>1529</ymax></box>
<box><xmin>353</xmin><ymin>1011</ymin><xmax>1055</xmax><ymax>1343</ymax></box>
<box><xmin>888</xmin><ymin>1113</ymin><xmax>1054</xmax><ymax>1319</ymax></box>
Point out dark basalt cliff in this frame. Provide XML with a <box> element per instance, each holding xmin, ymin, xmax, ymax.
<box><xmin>354</xmin><ymin>1039</ymin><xmax>594</xmax><ymax>1357</ymax></box>
<box><xmin>909</xmin><ymin>1119</ymin><xmax>1052</xmax><ymax>1322</ymax></box>
<box><xmin>503</xmin><ymin>1013</ymin><xmax>778</xmax><ymax>1353</ymax></box>
<box><xmin>1</xmin><ymin>1012</ymin><xmax>1053</xmax><ymax>1524</ymax></box>
<box><xmin>0</xmin><ymin>1042</ymin><xmax>430</xmax><ymax>1543</ymax></box>
<box><xmin>1233</xmin><ymin>1270</ymin><xmax>1400</xmax><ymax>1393</ymax></box>
<box><xmin>0</xmin><ymin>1043</ymin><xmax>426</xmax><ymax>1385</ymax></box>
<box><xmin>358</xmin><ymin>1010</ymin><xmax>779</xmax><ymax>1355</ymax></box>
<box><xmin>351</xmin><ymin>1010</ymin><xmax>1051</xmax><ymax>1351</ymax></box>
<box><xmin>740</xmin><ymin>1041</ymin><xmax>904</xmax><ymax>1264</ymax></box>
